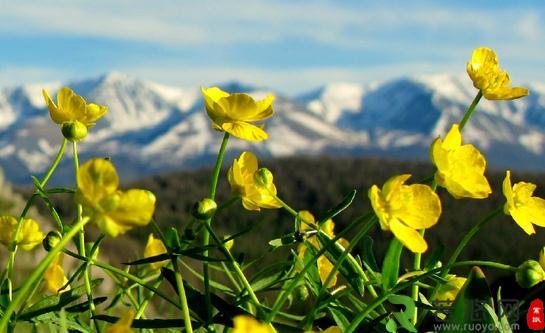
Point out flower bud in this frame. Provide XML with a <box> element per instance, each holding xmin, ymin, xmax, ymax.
<box><xmin>295</xmin><ymin>284</ymin><xmax>309</xmax><ymax>301</ymax></box>
<box><xmin>61</xmin><ymin>121</ymin><xmax>88</xmax><ymax>142</ymax></box>
<box><xmin>43</xmin><ymin>231</ymin><xmax>62</xmax><ymax>251</ymax></box>
<box><xmin>254</xmin><ymin>168</ymin><xmax>274</xmax><ymax>187</ymax></box>
<box><xmin>192</xmin><ymin>198</ymin><xmax>217</xmax><ymax>220</ymax></box>
<box><xmin>516</xmin><ymin>260</ymin><xmax>545</xmax><ymax>288</ymax></box>
<box><xmin>223</xmin><ymin>234</ymin><xmax>234</xmax><ymax>251</ymax></box>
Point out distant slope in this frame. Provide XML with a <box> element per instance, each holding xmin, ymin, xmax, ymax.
<box><xmin>35</xmin><ymin>155</ymin><xmax>545</xmax><ymax>274</ymax></box>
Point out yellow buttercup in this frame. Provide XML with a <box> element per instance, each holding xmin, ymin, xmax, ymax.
<box><xmin>76</xmin><ymin>158</ymin><xmax>156</xmax><ymax>237</ymax></box>
<box><xmin>369</xmin><ymin>174</ymin><xmax>441</xmax><ymax>253</ymax></box>
<box><xmin>43</xmin><ymin>253</ymin><xmax>69</xmax><ymax>294</ymax></box>
<box><xmin>143</xmin><ymin>233</ymin><xmax>168</xmax><ymax>270</ymax></box>
<box><xmin>0</xmin><ymin>216</ymin><xmax>44</xmax><ymax>251</ymax></box>
<box><xmin>467</xmin><ymin>47</ymin><xmax>529</xmax><ymax>100</ymax></box>
<box><xmin>503</xmin><ymin>170</ymin><xmax>545</xmax><ymax>235</ymax></box>
<box><xmin>202</xmin><ymin>87</ymin><xmax>274</xmax><ymax>142</ymax></box>
<box><xmin>431</xmin><ymin>124</ymin><xmax>492</xmax><ymax>199</ymax></box>
<box><xmin>227</xmin><ymin>151</ymin><xmax>281</xmax><ymax>211</ymax></box>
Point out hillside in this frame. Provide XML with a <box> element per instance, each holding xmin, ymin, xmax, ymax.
<box><xmin>27</xmin><ymin>155</ymin><xmax>545</xmax><ymax>280</ymax></box>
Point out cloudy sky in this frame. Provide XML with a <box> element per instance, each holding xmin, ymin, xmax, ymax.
<box><xmin>0</xmin><ymin>1</ymin><xmax>543</xmax><ymax>94</ymax></box>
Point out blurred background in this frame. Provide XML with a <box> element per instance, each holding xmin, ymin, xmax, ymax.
<box><xmin>0</xmin><ymin>0</ymin><xmax>544</xmax><ymax>303</ymax></box>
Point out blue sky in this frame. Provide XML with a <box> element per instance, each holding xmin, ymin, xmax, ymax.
<box><xmin>0</xmin><ymin>1</ymin><xmax>543</xmax><ymax>94</ymax></box>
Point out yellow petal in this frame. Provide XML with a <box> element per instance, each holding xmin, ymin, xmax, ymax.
<box><xmin>436</xmin><ymin>275</ymin><xmax>467</xmax><ymax>302</ymax></box>
<box><xmin>390</xmin><ymin>218</ymin><xmax>428</xmax><ymax>253</ymax></box>
<box><xmin>107</xmin><ymin>310</ymin><xmax>135</xmax><ymax>333</ymax></box>
<box><xmin>510</xmin><ymin>207</ymin><xmax>536</xmax><ymax>235</ymax></box>
<box><xmin>222</xmin><ymin>121</ymin><xmax>269</xmax><ymax>142</ymax></box>
<box><xmin>232</xmin><ymin>315</ymin><xmax>273</xmax><ymax>333</ymax></box>
<box><xmin>144</xmin><ymin>233</ymin><xmax>168</xmax><ymax>270</ymax></box>
<box><xmin>57</xmin><ymin>87</ymin><xmax>86</xmax><ymax>121</ymax></box>
<box><xmin>94</xmin><ymin>215</ymin><xmax>131</xmax><ymax>238</ymax></box>
<box><xmin>466</xmin><ymin>47</ymin><xmax>499</xmax><ymax>91</ymax></box>
<box><xmin>108</xmin><ymin>189</ymin><xmax>156</xmax><ymax>228</ymax></box>
<box><xmin>484</xmin><ymin>87</ymin><xmax>529</xmax><ymax>100</ymax></box>
<box><xmin>442</xmin><ymin>124</ymin><xmax>462</xmax><ymax>150</ymax></box>
<box><xmin>44</xmin><ymin>253</ymin><xmax>69</xmax><ymax>294</ymax></box>
<box><xmin>369</xmin><ymin>185</ymin><xmax>389</xmax><ymax>231</ymax></box>
<box><xmin>247</xmin><ymin>94</ymin><xmax>275</xmax><ymax>121</ymax></box>
<box><xmin>382</xmin><ymin>174</ymin><xmax>411</xmax><ymax>200</ymax></box>
<box><xmin>517</xmin><ymin>197</ymin><xmax>545</xmax><ymax>227</ymax></box>
<box><xmin>394</xmin><ymin>184</ymin><xmax>441</xmax><ymax>229</ymax></box>
<box><xmin>503</xmin><ymin>170</ymin><xmax>515</xmax><ymax>213</ymax></box>
<box><xmin>216</xmin><ymin>93</ymin><xmax>259</xmax><ymax>121</ymax></box>
<box><xmin>318</xmin><ymin>255</ymin><xmax>337</xmax><ymax>287</ymax></box>
<box><xmin>0</xmin><ymin>216</ymin><xmax>17</xmax><ymax>248</ymax></box>
<box><xmin>19</xmin><ymin>218</ymin><xmax>45</xmax><ymax>251</ymax></box>
<box><xmin>298</xmin><ymin>210</ymin><xmax>316</xmax><ymax>230</ymax></box>
<box><xmin>43</xmin><ymin>89</ymin><xmax>71</xmax><ymax>124</ymax></box>
<box><xmin>83</xmin><ymin>103</ymin><xmax>109</xmax><ymax>127</ymax></box>
<box><xmin>202</xmin><ymin>87</ymin><xmax>230</xmax><ymax>125</ymax></box>
<box><xmin>77</xmin><ymin>158</ymin><xmax>119</xmax><ymax>205</ymax></box>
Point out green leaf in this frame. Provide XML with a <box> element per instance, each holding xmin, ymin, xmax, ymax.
<box><xmin>165</xmin><ymin>227</ymin><xmax>182</xmax><ymax>250</ymax></box>
<box><xmin>382</xmin><ymin>238</ymin><xmax>403</xmax><ymax>290</ymax></box>
<box><xmin>328</xmin><ymin>305</ymin><xmax>351</xmax><ymax>331</ymax></box>
<box><xmin>423</xmin><ymin>242</ymin><xmax>444</xmax><ymax>271</ymax></box>
<box><xmin>388</xmin><ymin>294</ymin><xmax>417</xmax><ymax>332</ymax></box>
<box><xmin>318</xmin><ymin>189</ymin><xmax>357</xmax><ymax>225</ymax></box>
<box><xmin>444</xmin><ymin>266</ymin><xmax>498</xmax><ymax>333</ymax></box>
<box><xmin>268</xmin><ymin>233</ymin><xmax>299</xmax><ymax>248</ymax></box>
<box><xmin>362</xmin><ymin>236</ymin><xmax>379</xmax><ymax>272</ymax></box>
<box><xmin>19</xmin><ymin>279</ymin><xmax>103</xmax><ymax>320</ymax></box>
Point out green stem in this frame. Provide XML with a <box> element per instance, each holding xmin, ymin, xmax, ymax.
<box><xmin>345</xmin><ymin>259</ymin><xmax>515</xmax><ymax>332</ymax></box>
<box><xmin>266</xmin><ymin>213</ymin><xmax>376</xmax><ymax>324</ymax></box>
<box><xmin>135</xmin><ymin>277</ymin><xmax>163</xmax><ymax>319</ymax></box>
<box><xmin>73</xmin><ymin>142</ymin><xmax>97</xmax><ymax>324</ymax></box>
<box><xmin>4</xmin><ymin>138</ymin><xmax>67</xmax><ymax>301</ymax></box>
<box><xmin>417</xmin><ymin>206</ymin><xmax>502</xmax><ymax>326</ymax></box>
<box><xmin>410</xmin><ymin>229</ymin><xmax>425</xmax><ymax>324</ymax></box>
<box><xmin>202</xmin><ymin>222</ymin><xmax>276</xmax><ymax>332</ymax></box>
<box><xmin>202</xmin><ymin>132</ymin><xmax>230</xmax><ymax>329</ymax></box>
<box><xmin>0</xmin><ymin>217</ymin><xmax>89</xmax><ymax>331</ymax></box>
<box><xmin>459</xmin><ymin>90</ymin><xmax>483</xmax><ymax>131</ymax></box>
<box><xmin>172</xmin><ymin>260</ymin><xmax>194</xmax><ymax>333</ymax></box>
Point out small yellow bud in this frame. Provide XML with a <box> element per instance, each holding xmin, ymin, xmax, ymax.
<box><xmin>223</xmin><ymin>234</ymin><xmax>234</xmax><ymax>251</ymax></box>
<box><xmin>254</xmin><ymin>168</ymin><xmax>274</xmax><ymax>187</ymax></box>
<box><xmin>61</xmin><ymin>121</ymin><xmax>88</xmax><ymax>141</ymax></box>
<box><xmin>192</xmin><ymin>198</ymin><xmax>217</xmax><ymax>220</ymax></box>
<box><xmin>42</xmin><ymin>231</ymin><xmax>62</xmax><ymax>251</ymax></box>
<box><xmin>516</xmin><ymin>260</ymin><xmax>545</xmax><ymax>288</ymax></box>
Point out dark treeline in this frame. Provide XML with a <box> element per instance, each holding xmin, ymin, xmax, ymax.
<box><xmin>24</xmin><ymin>155</ymin><xmax>545</xmax><ymax>281</ymax></box>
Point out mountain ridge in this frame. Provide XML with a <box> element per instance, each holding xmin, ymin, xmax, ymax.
<box><xmin>0</xmin><ymin>72</ymin><xmax>543</xmax><ymax>184</ymax></box>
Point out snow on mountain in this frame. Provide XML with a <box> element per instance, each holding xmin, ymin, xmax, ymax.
<box><xmin>0</xmin><ymin>72</ymin><xmax>543</xmax><ymax>184</ymax></box>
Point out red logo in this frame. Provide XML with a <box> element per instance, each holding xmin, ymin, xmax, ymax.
<box><xmin>527</xmin><ymin>299</ymin><xmax>545</xmax><ymax>330</ymax></box>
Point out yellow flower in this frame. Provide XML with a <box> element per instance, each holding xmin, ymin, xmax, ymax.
<box><xmin>202</xmin><ymin>87</ymin><xmax>274</xmax><ymax>141</ymax></box>
<box><xmin>43</xmin><ymin>87</ymin><xmax>108</xmax><ymax>140</ymax></box>
<box><xmin>232</xmin><ymin>315</ymin><xmax>273</xmax><ymax>333</ymax></box>
<box><xmin>144</xmin><ymin>233</ymin><xmax>168</xmax><ymax>270</ymax></box>
<box><xmin>435</xmin><ymin>275</ymin><xmax>466</xmax><ymax>302</ymax></box>
<box><xmin>369</xmin><ymin>174</ymin><xmax>441</xmax><ymax>253</ymax></box>
<box><xmin>43</xmin><ymin>253</ymin><xmax>69</xmax><ymax>294</ymax></box>
<box><xmin>503</xmin><ymin>170</ymin><xmax>545</xmax><ymax>235</ymax></box>
<box><xmin>297</xmin><ymin>211</ymin><xmax>348</xmax><ymax>288</ymax></box>
<box><xmin>467</xmin><ymin>47</ymin><xmax>529</xmax><ymax>100</ymax></box>
<box><xmin>227</xmin><ymin>151</ymin><xmax>281</xmax><ymax>211</ymax></box>
<box><xmin>106</xmin><ymin>310</ymin><xmax>135</xmax><ymax>333</ymax></box>
<box><xmin>0</xmin><ymin>216</ymin><xmax>44</xmax><ymax>251</ymax></box>
<box><xmin>431</xmin><ymin>124</ymin><xmax>492</xmax><ymax>199</ymax></box>
<box><xmin>76</xmin><ymin>158</ymin><xmax>156</xmax><ymax>237</ymax></box>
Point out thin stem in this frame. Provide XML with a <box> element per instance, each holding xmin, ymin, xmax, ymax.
<box><xmin>135</xmin><ymin>277</ymin><xmax>163</xmax><ymax>319</ymax></box>
<box><xmin>73</xmin><ymin>142</ymin><xmax>97</xmax><ymax>325</ymax></box>
<box><xmin>0</xmin><ymin>218</ymin><xmax>90</xmax><ymax>331</ymax></box>
<box><xmin>410</xmin><ymin>229</ymin><xmax>425</xmax><ymax>324</ymax></box>
<box><xmin>202</xmin><ymin>132</ymin><xmax>230</xmax><ymax>329</ymax></box>
<box><xmin>345</xmin><ymin>259</ymin><xmax>515</xmax><ymax>332</ymax></box>
<box><xmin>266</xmin><ymin>213</ymin><xmax>376</xmax><ymax>324</ymax></box>
<box><xmin>459</xmin><ymin>90</ymin><xmax>483</xmax><ymax>131</ymax></box>
<box><xmin>173</xmin><ymin>260</ymin><xmax>194</xmax><ymax>333</ymax></box>
<box><xmin>4</xmin><ymin>138</ymin><xmax>68</xmax><ymax>301</ymax></box>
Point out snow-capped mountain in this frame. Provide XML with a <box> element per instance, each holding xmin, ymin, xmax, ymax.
<box><xmin>0</xmin><ymin>72</ymin><xmax>543</xmax><ymax>184</ymax></box>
